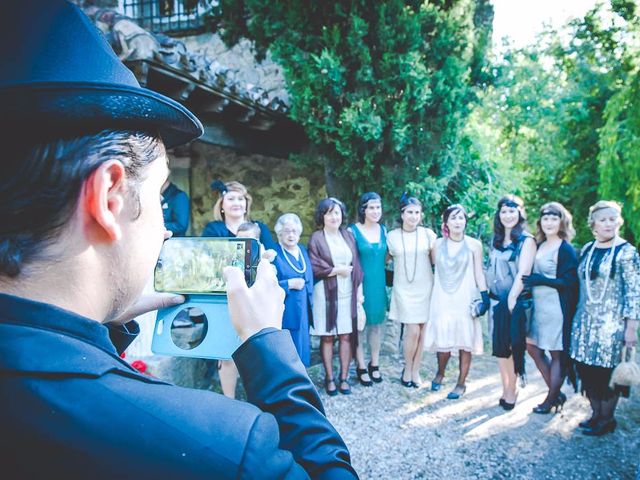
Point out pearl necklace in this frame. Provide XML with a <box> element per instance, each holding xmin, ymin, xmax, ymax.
<box><xmin>584</xmin><ymin>237</ymin><xmax>616</xmax><ymax>305</ymax></box>
<box><xmin>280</xmin><ymin>243</ymin><xmax>306</xmax><ymax>274</ymax></box>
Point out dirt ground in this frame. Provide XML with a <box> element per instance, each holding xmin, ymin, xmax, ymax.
<box><xmin>306</xmin><ymin>348</ymin><xmax>640</xmax><ymax>480</ymax></box>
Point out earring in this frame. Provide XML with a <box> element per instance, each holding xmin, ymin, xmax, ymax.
<box><xmin>221</xmin><ymin>209</ymin><xmax>224</xmax><ymax>213</ymax></box>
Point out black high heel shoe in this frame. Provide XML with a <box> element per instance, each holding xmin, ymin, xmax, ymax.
<box><xmin>501</xmin><ymin>400</ymin><xmax>516</xmax><ymax>411</ymax></box>
<box><xmin>356</xmin><ymin>368</ymin><xmax>373</xmax><ymax>387</ymax></box>
<box><xmin>532</xmin><ymin>394</ymin><xmax>565</xmax><ymax>414</ymax></box>
<box><xmin>400</xmin><ymin>368</ymin><xmax>414</xmax><ymax>388</ymax></box>
<box><xmin>500</xmin><ymin>394</ymin><xmax>517</xmax><ymax>411</ymax></box>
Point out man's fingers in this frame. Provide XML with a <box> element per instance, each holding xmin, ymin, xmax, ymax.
<box><xmin>223</xmin><ymin>265</ymin><xmax>247</xmax><ymax>295</ymax></box>
<box><xmin>152</xmin><ymin>293</ymin><xmax>185</xmax><ymax>310</ymax></box>
<box><xmin>256</xmin><ymin>258</ymin><xmax>278</xmax><ymax>283</ymax></box>
<box><xmin>262</xmin><ymin>249</ymin><xmax>277</xmax><ymax>262</ymax></box>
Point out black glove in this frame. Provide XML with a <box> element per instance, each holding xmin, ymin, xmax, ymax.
<box><xmin>477</xmin><ymin>290</ymin><xmax>490</xmax><ymax>317</ymax></box>
<box><xmin>522</xmin><ymin>273</ymin><xmax>546</xmax><ymax>287</ymax></box>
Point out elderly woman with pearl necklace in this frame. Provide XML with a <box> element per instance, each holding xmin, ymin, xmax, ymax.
<box><xmin>272</xmin><ymin>213</ymin><xmax>314</xmax><ymax>367</ymax></box>
<box><xmin>570</xmin><ymin>200</ymin><xmax>640</xmax><ymax>436</ymax></box>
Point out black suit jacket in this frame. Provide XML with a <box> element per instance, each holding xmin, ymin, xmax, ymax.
<box><xmin>0</xmin><ymin>294</ymin><xmax>357</xmax><ymax>479</ymax></box>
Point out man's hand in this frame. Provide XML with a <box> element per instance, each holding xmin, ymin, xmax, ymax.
<box><xmin>288</xmin><ymin>278</ymin><xmax>305</xmax><ymax>290</ymax></box>
<box><xmin>110</xmin><ymin>292</ymin><xmax>185</xmax><ymax>325</ymax></box>
<box><xmin>224</xmin><ymin>259</ymin><xmax>285</xmax><ymax>342</ymax></box>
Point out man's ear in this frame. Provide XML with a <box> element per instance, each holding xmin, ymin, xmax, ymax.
<box><xmin>82</xmin><ymin>161</ymin><xmax>127</xmax><ymax>242</ymax></box>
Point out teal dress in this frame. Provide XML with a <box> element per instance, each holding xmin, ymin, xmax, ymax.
<box><xmin>350</xmin><ymin>224</ymin><xmax>388</xmax><ymax>325</ymax></box>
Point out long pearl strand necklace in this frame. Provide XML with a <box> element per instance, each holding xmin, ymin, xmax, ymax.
<box><xmin>280</xmin><ymin>243</ymin><xmax>307</xmax><ymax>274</ymax></box>
<box><xmin>585</xmin><ymin>236</ymin><xmax>617</xmax><ymax>305</ymax></box>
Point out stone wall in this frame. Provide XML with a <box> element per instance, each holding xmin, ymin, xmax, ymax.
<box><xmin>185</xmin><ymin>142</ymin><xmax>326</xmax><ymax>243</ymax></box>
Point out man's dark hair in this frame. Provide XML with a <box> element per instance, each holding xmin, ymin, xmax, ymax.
<box><xmin>0</xmin><ymin>130</ymin><xmax>163</xmax><ymax>277</ymax></box>
<box><xmin>314</xmin><ymin>197</ymin><xmax>347</xmax><ymax>228</ymax></box>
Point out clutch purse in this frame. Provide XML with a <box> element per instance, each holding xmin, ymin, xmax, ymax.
<box><xmin>469</xmin><ymin>299</ymin><xmax>483</xmax><ymax>319</ymax></box>
<box><xmin>610</xmin><ymin>346</ymin><xmax>640</xmax><ymax>388</ymax></box>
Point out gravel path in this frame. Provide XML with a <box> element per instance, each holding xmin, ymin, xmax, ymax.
<box><xmin>307</xmin><ymin>348</ymin><xmax>640</xmax><ymax>479</ymax></box>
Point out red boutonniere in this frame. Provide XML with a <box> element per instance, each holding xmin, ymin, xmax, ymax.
<box><xmin>131</xmin><ymin>360</ymin><xmax>148</xmax><ymax>374</ymax></box>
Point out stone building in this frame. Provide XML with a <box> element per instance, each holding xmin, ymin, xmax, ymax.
<box><xmin>65</xmin><ymin>1</ymin><xmax>336</xmax><ymax>385</ymax></box>
<box><xmin>75</xmin><ymin>0</ymin><xmax>326</xmax><ymax>239</ymax></box>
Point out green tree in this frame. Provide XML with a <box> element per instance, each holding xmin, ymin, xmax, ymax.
<box><xmin>472</xmin><ymin>3</ymin><xmax>636</xmax><ymax>244</ymax></box>
<box><xmin>208</xmin><ymin>0</ymin><xmax>495</xmax><ymax>225</ymax></box>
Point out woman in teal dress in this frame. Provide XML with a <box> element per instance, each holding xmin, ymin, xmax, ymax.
<box><xmin>349</xmin><ymin>192</ymin><xmax>388</xmax><ymax>385</ymax></box>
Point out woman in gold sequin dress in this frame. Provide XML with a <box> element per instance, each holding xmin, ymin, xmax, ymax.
<box><xmin>570</xmin><ymin>201</ymin><xmax>640</xmax><ymax>436</ymax></box>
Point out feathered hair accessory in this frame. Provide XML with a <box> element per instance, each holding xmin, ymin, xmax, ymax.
<box><xmin>210</xmin><ymin>179</ymin><xmax>228</xmax><ymax>195</ymax></box>
<box><xmin>399</xmin><ymin>191</ymin><xmax>410</xmax><ymax>210</ymax></box>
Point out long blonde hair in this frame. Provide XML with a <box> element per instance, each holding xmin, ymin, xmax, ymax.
<box><xmin>212</xmin><ymin>180</ymin><xmax>253</xmax><ymax>221</ymax></box>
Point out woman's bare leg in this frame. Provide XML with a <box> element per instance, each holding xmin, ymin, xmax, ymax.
<box><xmin>434</xmin><ymin>352</ymin><xmax>451</xmax><ymax>384</ymax></box>
<box><xmin>367</xmin><ymin>324</ymin><xmax>382</xmax><ymax>367</ymax></box>
<box><xmin>457</xmin><ymin>350</ymin><xmax>472</xmax><ymax>386</ymax></box>
<box><xmin>411</xmin><ymin>324</ymin><xmax>426</xmax><ymax>384</ymax></box>
<box><xmin>338</xmin><ymin>334</ymin><xmax>352</xmax><ymax>383</ymax></box>
<box><xmin>320</xmin><ymin>336</ymin><xmax>335</xmax><ymax>384</ymax></box>
<box><xmin>498</xmin><ymin>356</ymin><xmax>517</xmax><ymax>403</ymax></box>
<box><xmin>402</xmin><ymin>324</ymin><xmax>419</xmax><ymax>382</ymax></box>
<box><xmin>354</xmin><ymin>331</ymin><xmax>372</xmax><ymax>382</ymax></box>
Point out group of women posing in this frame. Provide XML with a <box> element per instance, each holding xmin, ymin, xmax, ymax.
<box><xmin>485</xmin><ymin>196</ymin><xmax>639</xmax><ymax>436</ymax></box>
<box><xmin>203</xmin><ymin>180</ymin><xmax>639</xmax><ymax>437</ymax></box>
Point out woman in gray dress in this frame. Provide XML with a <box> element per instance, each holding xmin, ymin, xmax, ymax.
<box><xmin>523</xmin><ymin>202</ymin><xmax>579</xmax><ymax>414</ymax></box>
<box><xmin>486</xmin><ymin>195</ymin><xmax>537</xmax><ymax>410</ymax></box>
<box><xmin>570</xmin><ymin>201</ymin><xmax>640</xmax><ymax>436</ymax></box>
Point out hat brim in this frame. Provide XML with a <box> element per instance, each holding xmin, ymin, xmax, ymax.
<box><xmin>0</xmin><ymin>82</ymin><xmax>203</xmax><ymax>148</ymax></box>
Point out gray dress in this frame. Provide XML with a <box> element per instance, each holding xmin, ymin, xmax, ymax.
<box><xmin>528</xmin><ymin>245</ymin><xmax>563</xmax><ymax>351</ymax></box>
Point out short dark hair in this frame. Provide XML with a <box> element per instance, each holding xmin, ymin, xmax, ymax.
<box><xmin>314</xmin><ymin>197</ymin><xmax>347</xmax><ymax>228</ymax></box>
<box><xmin>357</xmin><ymin>192</ymin><xmax>382</xmax><ymax>223</ymax></box>
<box><xmin>0</xmin><ymin>130</ymin><xmax>163</xmax><ymax>277</ymax></box>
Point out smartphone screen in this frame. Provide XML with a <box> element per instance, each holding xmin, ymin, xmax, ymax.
<box><xmin>154</xmin><ymin>237</ymin><xmax>259</xmax><ymax>294</ymax></box>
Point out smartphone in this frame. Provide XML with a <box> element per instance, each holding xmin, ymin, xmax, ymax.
<box><xmin>154</xmin><ymin>237</ymin><xmax>260</xmax><ymax>295</ymax></box>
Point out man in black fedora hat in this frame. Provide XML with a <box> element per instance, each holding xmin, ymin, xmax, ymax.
<box><xmin>0</xmin><ymin>1</ymin><xmax>356</xmax><ymax>478</ymax></box>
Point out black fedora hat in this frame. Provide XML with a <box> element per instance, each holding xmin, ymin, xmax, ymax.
<box><xmin>0</xmin><ymin>0</ymin><xmax>203</xmax><ymax>148</ymax></box>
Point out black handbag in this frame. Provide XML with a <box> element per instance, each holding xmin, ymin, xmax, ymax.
<box><xmin>385</xmin><ymin>259</ymin><xmax>394</xmax><ymax>287</ymax></box>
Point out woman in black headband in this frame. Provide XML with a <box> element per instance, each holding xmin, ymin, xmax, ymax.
<box><xmin>386</xmin><ymin>194</ymin><xmax>437</xmax><ymax>388</ymax></box>
<box><xmin>485</xmin><ymin>195</ymin><xmax>536</xmax><ymax>410</ymax></box>
<box><xmin>424</xmin><ymin>204</ymin><xmax>489</xmax><ymax>399</ymax></box>
<box><xmin>523</xmin><ymin>202</ymin><xmax>579</xmax><ymax>414</ymax></box>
